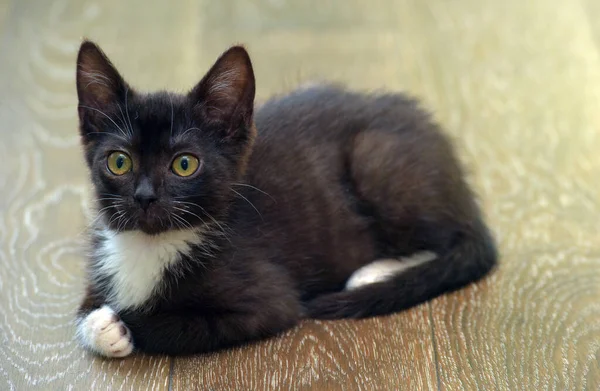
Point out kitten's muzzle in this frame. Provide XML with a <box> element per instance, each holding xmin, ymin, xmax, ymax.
<box><xmin>135</xmin><ymin>207</ymin><xmax>166</xmax><ymax>234</ymax></box>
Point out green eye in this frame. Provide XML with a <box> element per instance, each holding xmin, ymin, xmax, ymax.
<box><xmin>107</xmin><ymin>152</ymin><xmax>132</xmax><ymax>175</ymax></box>
<box><xmin>172</xmin><ymin>154</ymin><xmax>200</xmax><ymax>177</ymax></box>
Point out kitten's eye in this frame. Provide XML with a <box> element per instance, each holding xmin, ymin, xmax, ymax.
<box><xmin>107</xmin><ymin>152</ymin><xmax>133</xmax><ymax>175</ymax></box>
<box><xmin>172</xmin><ymin>154</ymin><xmax>200</xmax><ymax>177</ymax></box>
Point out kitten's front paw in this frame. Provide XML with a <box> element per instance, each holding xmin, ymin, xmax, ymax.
<box><xmin>77</xmin><ymin>305</ymin><xmax>133</xmax><ymax>358</ymax></box>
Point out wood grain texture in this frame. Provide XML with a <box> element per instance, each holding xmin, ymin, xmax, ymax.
<box><xmin>173</xmin><ymin>314</ymin><xmax>438</xmax><ymax>390</ymax></box>
<box><xmin>411</xmin><ymin>1</ymin><xmax>600</xmax><ymax>390</ymax></box>
<box><xmin>1</xmin><ymin>0</ymin><xmax>599</xmax><ymax>390</ymax></box>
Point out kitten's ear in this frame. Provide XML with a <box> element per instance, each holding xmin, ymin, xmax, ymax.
<box><xmin>76</xmin><ymin>40</ymin><xmax>127</xmax><ymax>129</ymax></box>
<box><xmin>189</xmin><ymin>46</ymin><xmax>255</xmax><ymax>136</ymax></box>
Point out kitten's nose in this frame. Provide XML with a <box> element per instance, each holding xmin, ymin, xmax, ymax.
<box><xmin>135</xmin><ymin>193</ymin><xmax>157</xmax><ymax>210</ymax></box>
<box><xmin>134</xmin><ymin>179</ymin><xmax>157</xmax><ymax>211</ymax></box>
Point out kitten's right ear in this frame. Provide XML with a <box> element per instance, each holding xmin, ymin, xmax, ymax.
<box><xmin>188</xmin><ymin>46</ymin><xmax>255</xmax><ymax>138</ymax></box>
<box><xmin>76</xmin><ymin>40</ymin><xmax>127</xmax><ymax>130</ymax></box>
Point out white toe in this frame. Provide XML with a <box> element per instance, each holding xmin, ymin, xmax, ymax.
<box><xmin>77</xmin><ymin>305</ymin><xmax>134</xmax><ymax>358</ymax></box>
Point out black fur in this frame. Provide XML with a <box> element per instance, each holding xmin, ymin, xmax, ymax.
<box><xmin>76</xmin><ymin>41</ymin><xmax>497</xmax><ymax>356</ymax></box>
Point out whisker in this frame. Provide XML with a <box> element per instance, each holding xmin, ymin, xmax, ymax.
<box><xmin>195</xmin><ymin>205</ymin><xmax>232</xmax><ymax>244</ymax></box>
<box><xmin>87</xmin><ymin>207</ymin><xmax>112</xmax><ymax>228</ymax></box>
<box><xmin>85</xmin><ymin>131</ymin><xmax>130</xmax><ymax>143</ymax></box>
<box><xmin>172</xmin><ymin>200</ymin><xmax>201</xmax><ymax>208</ymax></box>
<box><xmin>96</xmin><ymin>197</ymin><xmax>123</xmax><ymax>203</ymax></box>
<box><xmin>116</xmin><ymin>102</ymin><xmax>133</xmax><ymax>139</ymax></box>
<box><xmin>99</xmin><ymin>192</ymin><xmax>123</xmax><ymax>198</ymax></box>
<box><xmin>171</xmin><ymin>200</ymin><xmax>231</xmax><ymax>242</ymax></box>
<box><xmin>78</xmin><ymin>105</ymin><xmax>129</xmax><ymax>140</ymax></box>
<box><xmin>107</xmin><ymin>209</ymin><xmax>125</xmax><ymax>227</ymax></box>
<box><xmin>172</xmin><ymin>206</ymin><xmax>203</xmax><ymax>221</ymax></box>
<box><xmin>230</xmin><ymin>188</ymin><xmax>263</xmax><ymax>221</ymax></box>
<box><xmin>175</xmin><ymin>127</ymin><xmax>201</xmax><ymax>140</ymax></box>
<box><xmin>115</xmin><ymin>214</ymin><xmax>124</xmax><ymax>231</ymax></box>
<box><xmin>117</xmin><ymin>214</ymin><xmax>132</xmax><ymax>232</ymax></box>
<box><xmin>167</xmin><ymin>214</ymin><xmax>175</xmax><ymax>230</ymax></box>
<box><xmin>231</xmin><ymin>183</ymin><xmax>276</xmax><ymax>202</ymax></box>
<box><xmin>125</xmin><ymin>87</ymin><xmax>134</xmax><ymax>137</ymax></box>
<box><xmin>172</xmin><ymin>206</ymin><xmax>209</xmax><ymax>231</ymax></box>
<box><xmin>169</xmin><ymin>94</ymin><xmax>174</xmax><ymax>138</ymax></box>
<box><xmin>171</xmin><ymin>213</ymin><xmax>193</xmax><ymax>230</ymax></box>
<box><xmin>156</xmin><ymin>212</ymin><xmax>164</xmax><ymax>230</ymax></box>
<box><xmin>95</xmin><ymin>204</ymin><xmax>117</xmax><ymax>216</ymax></box>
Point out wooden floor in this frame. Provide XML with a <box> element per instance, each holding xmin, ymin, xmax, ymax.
<box><xmin>1</xmin><ymin>0</ymin><xmax>599</xmax><ymax>390</ymax></box>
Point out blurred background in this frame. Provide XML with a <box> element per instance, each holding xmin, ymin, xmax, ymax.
<box><xmin>1</xmin><ymin>0</ymin><xmax>599</xmax><ymax>390</ymax></box>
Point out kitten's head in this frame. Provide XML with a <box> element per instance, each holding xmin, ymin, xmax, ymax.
<box><xmin>76</xmin><ymin>41</ymin><xmax>256</xmax><ymax>235</ymax></box>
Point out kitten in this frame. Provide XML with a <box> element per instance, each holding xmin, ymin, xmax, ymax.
<box><xmin>74</xmin><ymin>41</ymin><xmax>497</xmax><ymax>357</ymax></box>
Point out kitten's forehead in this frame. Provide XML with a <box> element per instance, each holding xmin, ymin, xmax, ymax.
<box><xmin>132</xmin><ymin>92</ymin><xmax>184</xmax><ymax>125</ymax></box>
<box><xmin>128</xmin><ymin>92</ymin><xmax>195</xmax><ymax>141</ymax></box>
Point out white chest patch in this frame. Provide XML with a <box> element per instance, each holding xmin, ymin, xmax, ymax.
<box><xmin>93</xmin><ymin>228</ymin><xmax>203</xmax><ymax>310</ymax></box>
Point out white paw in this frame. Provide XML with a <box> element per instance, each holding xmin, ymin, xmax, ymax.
<box><xmin>345</xmin><ymin>252</ymin><xmax>437</xmax><ymax>290</ymax></box>
<box><xmin>77</xmin><ymin>305</ymin><xmax>134</xmax><ymax>358</ymax></box>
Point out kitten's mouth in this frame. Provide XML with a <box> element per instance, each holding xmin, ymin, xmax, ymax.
<box><xmin>135</xmin><ymin>209</ymin><xmax>167</xmax><ymax>235</ymax></box>
<box><xmin>109</xmin><ymin>205</ymin><xmax>196</xmax><ymax>235</ymax></box>
<box><xmin>137</xmin><ymin>221</ymin><xmax>164</xmax><ymax>235</ymax></box>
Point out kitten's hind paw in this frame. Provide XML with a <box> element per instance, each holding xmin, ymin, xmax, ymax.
<box><xmin>77</xmin><ymin>305</ymin><xmax>134</xmax><ymax>358</ymax></box>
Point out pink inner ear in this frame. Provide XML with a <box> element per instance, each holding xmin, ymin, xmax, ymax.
<box><xmin>76</xmin><ymin>41</ymin><xmax>124</xmax><ymax>109</ymax></box>
<box><xmin>203</xmin><ymin>67</ymin><xmax>249</xmax><ymax>121</ymax></box>
<box><xmin>204</xmin><ymin>68</ymin><xmax>245</xmax><ymax>116</ymax></box>
<box><xmin>78</xmin><ymin>68</ymin><xmax>118</xmax><ymax>106</ymax></box>
<box><xmin>191</xmin><ymin>46</ymin><xmax>255</xmax><ymax>127</ymax></box>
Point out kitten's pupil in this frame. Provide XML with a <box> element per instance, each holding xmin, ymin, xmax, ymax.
<box><xmin>180</xmin><ymin>158</ymin><xmax>189</xmax><ymax>171</ymax></box>
<box><xmin>116</xmin><ymin>156</ymin><xmax>125</xmax><ymax>169</ymax></box>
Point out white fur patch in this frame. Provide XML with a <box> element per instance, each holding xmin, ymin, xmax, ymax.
<box><xmin>76</xmin><ymin>305</ymin><xmax>134</xmax><ymax>358</ymax></box>
<box><xmin>93</xmin><ymin>228</ymin><xmax>203</xmax><ymax>310</ymax></box>
<box><xmin>345</xmin><ymin>251</ymin><xmax>437</xmax><ymax>290</ymax></box>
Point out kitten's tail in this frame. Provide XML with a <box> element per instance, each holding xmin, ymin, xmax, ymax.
<box><xmin>306</xmin><ymin>221</ymin><xmax>498</xmax><ymax>319</ymax></box>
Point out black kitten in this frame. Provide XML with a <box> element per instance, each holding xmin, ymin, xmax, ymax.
<box><xmin>74</xmin><ymin>41</ymin><xmax>497</xmax><ymax>357</ymax></box>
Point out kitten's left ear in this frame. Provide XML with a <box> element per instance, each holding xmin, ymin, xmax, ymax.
<box><xmin>189</xmin><ymin>46</ymin><xmax>255</xmax><ymax>136</ymax></box>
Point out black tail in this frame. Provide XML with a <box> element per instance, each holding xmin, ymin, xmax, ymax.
<box><xmin>306</xmin><ymin>221</ymin><xmax>498</xmax><ymax>319</ymax></box>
